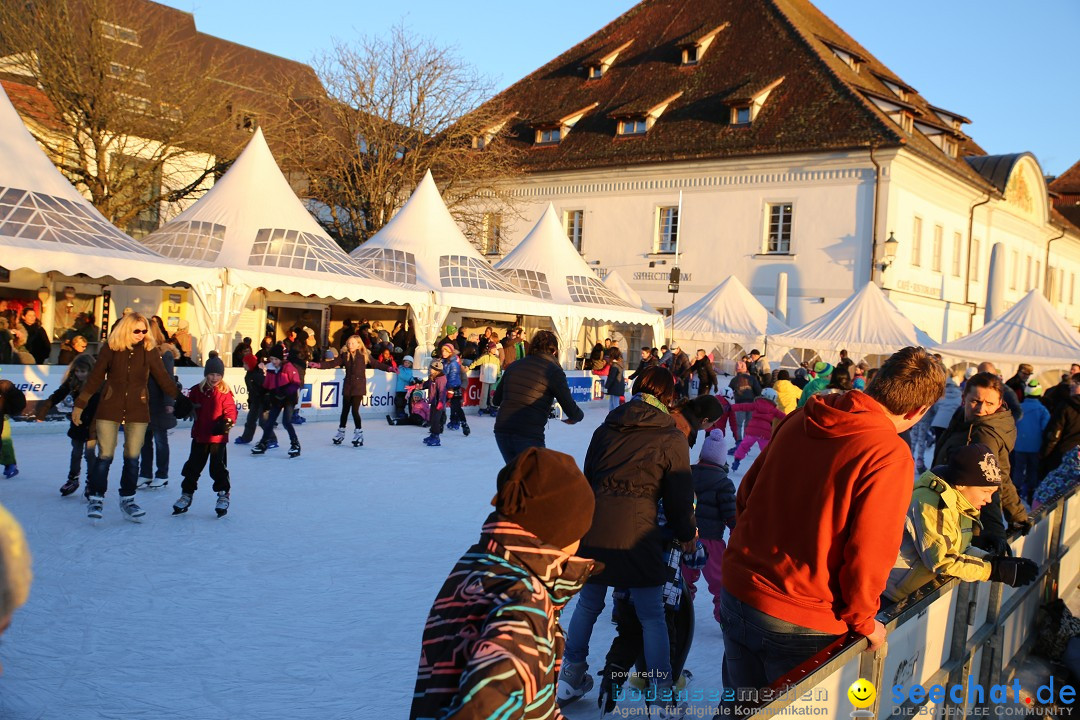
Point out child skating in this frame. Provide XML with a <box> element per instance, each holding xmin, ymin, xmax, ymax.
<box><xmin>729</xmin><ymin>387</ymin><xmax>786</xmax><ymax>471</ymax></box>
<box><xmin>424</xmin><ymin>359</ymin><xmax>448</xmax><ymax>447</ymax></box>
<box><xmin>35</xmin><ymin>353</ymin><xmax>100</xmax><ymax>496</ymax></box>
<box><xmin>173</xmin><ymin>357</ymin><xmax>237</xmax><ymax>517</ymax></box>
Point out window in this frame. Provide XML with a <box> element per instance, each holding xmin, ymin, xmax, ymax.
<box><xmin>107</xmin><ymin>63</ymin><xmax>147</xmax><ymax>84</ymax></box>
<box><xmin>732</xmin><ymin>106</ymin><xmax>751</xmax><ymax>125</ymax></box>
<box><xmin>1059</xmin><ymin>268</ymin><xmax>1066</xmax><ymax>303</ymax></box>
<box><xmin>356</xmin><ymin>134</ymin><xmax>368</xmax><ymax>154</ymax></box>
<box><xmin>536</xmin><ymin>128</ymin><xmax>561</xmax><ymax>144</ymax></box>
<box><xmin>942</xmin><ymin>137</ymin><xmax>958</xmax><ymax>159</ymax></box>
<box><xmin>118</xmin><ymin>92</ymin><xmax>151</xmax><ymax>114</ymax></box>
<box><xmin>952</xmin><ymin>232</ymin><xmax>962</xmax><ymax>277</ymax></box>
<box><xmin>899</xmin><ymin>112</ymin><xmax>914</xmax><ymax>133</ymax></box>
<box><xmin>765</xmin><ymin>203</ymin><xmax>793</xmax><ymax>254</ymax></box>
<box><xmin>480</xmin><ymin>212</ymin><xmax>502</xmax><ymax>255</ymax></box>
<box><xmin>970</xmin><ymin>238</ymin><xmax>980</xmax><ymax>281</ymax></box>
<box><xmin>1010</xmin><ymin>250</ymin><xmax>1019</xmax><ymax>290</ymax></box>
<box><xmin>472</xmin><ymin>135</ymin><xmax>487</xmax><ymax>150</ymax></box>
<box><xmin>931</xmin><ymin>225</ymin><xmax>943</xmax><ymax>272</ymax></box>
<box><xmin>682</xmin><ymin>45</ymin><xmax>699</xmax><ymax>65</ymax></box>
<box><xmin>1035</xmin><ymin>260</ymin><xmax>1041</xmax><ymax>290</ymax></box>
<box><xmin>99</xmin><ymin>20</ymin><xmax>139</xmax><ymax>45</ymax></box>
<box><xmin>618</xmin><ymin>118</ymin><xmax>648</xmax><ymax>135</ymax></box>
<box><xmin>588</xmin><ymin>65</ymin><xmax>603</xmax><ymax>80</ymax></box>
<box><xmin>112</xmin><ymin>154</ymin><xmax>161</xmax><ymax>238</ymax></box>
<box><xmin>159</xmin><ymin>103</ymin><xmax>182</xmax><ymax>122</ymax></box>
<box><xmin>564</xmin><ymin>209</ymin><xmax>584</xmax><ymax>251</ymax></box>
<box><xmin>655</xmin><ymin>206</ymin><xmax>679</xmax><ymax>253</ymax></box>
<box><xmin>1025</xmin><ymin>256</ymin><xmax>1032</xmax><ymax>291</ymax></box>
<box><xmin>911</xmin><ymin>217</ymin><xmax>923</xmax><ymax>267</ymax></box>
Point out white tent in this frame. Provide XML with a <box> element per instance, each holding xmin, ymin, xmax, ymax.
<box><xmin>671</xmin><ymin>275</ymin><xmax>789</xmax><ymax>349</ymax></box>
<box><xmin>771</xmin><ymin>281</ymin><xmax>936</xmax><ymax>358</ymax></box>
<box><xmin>0</xmin><ymin>83</ymin><xmax>207</xmax><ymax>286</ymax></box>
<box><xmin>351</xmin><ymin>171</ymin><xmax>557</xmax><ymax>351</ymax></box>
<box><xmin>495</xmin><ymin>204</ymin><xmax>665</xmax><ymax>363</ymax></box>
<box><xmin>141</xmin><ymin>129</ymin><xmax>426</xmax><ymax>349</ymax></box>
<box><xmin>603</xmin><ymin>269</ymin><xmax>656</xmax><ymax>313</ymax></box>
<box><xmin>932</xmin><ymin>289</ymin><xmax>1080</xmax><ymax>367</ymax></box>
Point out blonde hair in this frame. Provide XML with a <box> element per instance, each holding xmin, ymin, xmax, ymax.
<box><xmin>0</xmin><ymin>502</ymin><xmax>32</xmax><ymax>627</ymax></box>
<box><xmin>199</xmin><ymin>377</ymin><xmax>230</xmax><ymax>393</ymax></box>
<box><xmin>108</xmin><ymin>313</ymin><xmax>157</xmax><ymax>352</ymax></box>
<box><xmin>345</xmin><ymin>335</ymin><xmax>369</xmax><ymax>360</ymax></box>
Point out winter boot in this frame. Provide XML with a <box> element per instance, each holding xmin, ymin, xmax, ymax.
<box><xmin>251</xmin><ymin>441</ymin><xmax>268</xmax><ymax>455</ymax></box>
<box><xmin>288</xmin><ymin>441</ymin><xmax>301</xmax><ymax>458</ymax></box>
<box><xmin>386</xmin><ymin>414</ymin><xmax>396</xmax><ymax>426</ymax></box>
<box><xmin>332</xmin><ymin>427</ymin><xmax>346</xmax><ymax>445</ymax></box>
<box><xmin>119</xmin><ymin>496</ymin><xmax>146</xmax><ymax>523</ymax></box>
<box><xmin>423</xmin><ymin>434</ymin><xmax>441</xmax><ymax>447</ymax></box>
<box><xmin>215</xmin><ymin>491</ymin><xmax>230</xmax><ymax>517</ymax></box>
<box><xmin>731</xmin><ymin>458</ymin><xmax>741</xmax><ymax>472</ymax></box>
<box><xmin>86</xmin><ymin>494</ymin><xmax>104</xmax><ymax>519</ymax></box>
<box><xmin>352</xmin><ymin>429</ymin><xmax>364</xmax><ymax>447</ymax></box>
<box><xmin>172</xmin><ymin>493</ymin><xmax>193</xmax><ymax>515</ymax></box>
<box><xmin>461</xmin><ymin>422</ymin><xmax>470</xmax><ymax>437</ymax></box>
<box><xmin>3</xmin><ymin>464</ymin><xmax>18</xmax><ymax>479</ymax></box>
<box><xmin>60</xmin><ymin>476</ymin><xmax>80</xmax><ymax>497</ymax></box>
<box><xmin>148</xmin><ymin>476</ymin><xmax>168</xmax><ymax>489</ymax></box>
<box><xmin>557</xmin><ymin>660</ymin><xmax>593</xmax><ymax>707</ymax></box>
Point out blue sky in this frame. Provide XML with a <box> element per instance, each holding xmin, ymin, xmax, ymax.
<box><xmin>158</xmin><ymin>0</ymin><xmax>1079</xmax><ymax>176</ymax></box>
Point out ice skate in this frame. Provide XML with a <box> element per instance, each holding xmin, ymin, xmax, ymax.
<box><xmin>447</xmin><ymin>422</ymin><xmax>460</xmax><ymax>431</ymax></box>
<box><xmin>251</xmin><ymin>441</ymin><xmax>268</xmax><ymax>455</ymax></box>
<box><xmin>215</xmin><ymin>491</ymin><xmax>230</xmax><ymax>517</ymax></box>
<box><xmin>557</xmin><ymin>660</ymin><xmax>593</xmax><ymax>707</ymax></box>
<box><xmin>352</xmin><ymin>429</ymin><xmax>364</xmax><ymax>447</ymax></box>
<box><xmin>646</xmin><ymin>683</ymin><xmax>685</xmax><ymax>718</ymax></box>
<box><xmin>60</xmin><ymin>477</ymin><xmax>80</xmax><ymax>497</ymax></box>
<box><xmin>731</xmin><ymin>458</ymin><xmax>741</xmax><ymax>471</ymax></box>
<box><xmin>266</xmin><ymin>440</ymin><xmax>279</xmax><ymax>450</ymax></box>
<box><xmin>148</xmin><ymin>476</ymin><xmax>168</xmax><ymax>489</ymax></box>
<box><xmin>3</xmin><ymin>464</ymin><xmax>18</xmax><ymax>479</ymax></box>
<box><xmin>136</xmin><ymin>476</ymin><xmax>152</xmax><ymax>488</ymax></box>
<box><xmin>386</xmin><ymin>414</ymin><xmax>396</xmax><ymax>426</ymax></box>
<box><xmin>461</xmin><ymin>422</ymin><xmax>470</xmax><ymax>437</ymax></box>
<box><xmin>172</xmin><ymin>493</ymin><xmax>193</xmax><ymax>515</ymax></box>
<box><xmin>423</xmin><ymin>434</ymin><xmax>441</xmax><ymax>447</ymax></box>
<box><xmin>332</xmin><ymin>427</ymin><xmax>345</xmax><ymax>445</ymax></box>
<box><xmin>86</xmin><ymin>494</ymin><xmax>104</xmax><ymax>519</ymax></box>
<box><xmin>597</xmin><ymin>664</ymin><xmax>628</xmax><ymax>716</ymax></box>
<box><xmin>119</xmin><ymin>496</ymin><xmax>146</xmax><ymax>523</ymax></box>
<box><xmin>288</xmin><ymin>441</ymin><xmax>301</xmax><ymax>458</ymax></box>
<box><xmin>233</xmin><ymin>436</ymin><xmax>251</xmax><ymax>445</ymax></box>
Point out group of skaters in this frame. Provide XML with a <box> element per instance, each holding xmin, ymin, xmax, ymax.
<box><xmin>409</xmin><ymin>343</ymin><xmax>1080</xmax><ymax>719</ymax></box>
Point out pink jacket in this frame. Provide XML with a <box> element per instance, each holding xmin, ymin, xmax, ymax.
<box><xmin>262</xmin><ymin>361</ymin><xmax>301</xmax><ymax>398</ymax></box>
<box><xmin>187</xmin><ymin>383</ymin><xmax>238</xmax><ymax>444</ymax></box>
<box><xmin>731</xmin><ymin>397</ymin><xmax>786</xmax><ymax>440</ymax></box>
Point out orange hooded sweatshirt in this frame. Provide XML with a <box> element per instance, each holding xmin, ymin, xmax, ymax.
<box><xmin>722</xmin><ymin>390</ymin><xmax>914</xmax><ymax>636</ymax></box>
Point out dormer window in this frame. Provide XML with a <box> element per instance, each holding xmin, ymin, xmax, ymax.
<box><xmin>583</xmin><ymin>39</ymin><xmax>633</xmax><ymax>81</ymax></box>
<box><xmin>588</xmin><ymin>64</ymin><xmax>604</xmax><ymax>80</ymax></box>
<box><xmin>618</xmin><ymin>119</ymin><xmax>647</xmax><ymax>136</ymax></box>
<box><xmin>732</xmin><ymin>106</ymin><xmax>751</xmax><ymax>125</ymax></box>
<box><xmin>898</xmin><ymin>111</ymin><xmax>914</xmax><ymax>134</ymax></box>
<box><xmin>537</xmin><ymin>128</ymin><xmax>561</xmax><ymax>144</ymax></box>
<box><xmin>533</xmin><ymin>102</ymin><xmax>598</xmax><ymax>145</ymax></box>
<box><xmin>941</xmin><ymin>137</ymin><xmax>958</xmax><ymax>158</ymax></box>
<box><xmin>610</xmin><ymin>92</ymin><xmax>681</xmax><ymax>137</ymax></box>
<box><xmin>928</xmin><ymin>105</ymin><xmax>971</xmax><ymax>133</ymax></box>
<box><xmin>819</xmin><ymin>37</ymin><xmax>866</xmax><ymax>74</ymax></box>
<box><xmin>681</xmin><ymin>46</ymin><xmax>699</xmax><ymax>65</ymax></box>
<box><xmin>679</xmin><ymin>22</ymin><xmax>728</xmax><ymax>67</ymax></box>
<box><xmin>725</xmin><ymin>78</ymin><xmax>783</xmax><ymax>126</ymax></box>
<box><xmin>472</xmin><ymin>117</ymin><xmax>511</xmax><ymax>150</ymax></box>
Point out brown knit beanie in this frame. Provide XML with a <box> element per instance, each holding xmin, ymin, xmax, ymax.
<box><xmin>491</xmin><ymin>448</ymin><xmax>595</xmax><ymax>549</ymax></box>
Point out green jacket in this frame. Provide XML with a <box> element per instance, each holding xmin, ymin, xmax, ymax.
<box><xmin>884</xmin><ymin>471</ymin><xmax>992</xmax><ymax>602</ymax></box>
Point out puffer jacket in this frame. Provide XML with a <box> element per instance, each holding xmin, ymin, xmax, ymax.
<box><xmin>493</xmin><ymin>353</ymin><xmax>584</xmax><ymax>440</ymax></box>
<box><xmin>884</xmin><ymin>470</ymin><xmax>992</xmax><ymax>602</ymax></box>
<box><xmin>410</xmin><ymin>514</ymin><xmax>595</xmax><ymax>720</ymax></box>
<box><xmin>773</xmin><ymin>379</ymin><xmax>801</xmax><ymax>415</ymax></box>
<box><xmin>798</xmin><ymin>370</ymin><xmax>833</xmax><ymax>407</ymax></box>
<box><xmin>730</xmin><ymin>397</ymin><xmax>787</xmax><ymax>439</ymax></box>
<box><xmin>395</xmin><ymin>366</ymin><xmax>414</xmax><ymax>393</ymax></box>
<box><xmin>933</xmin><ymin>406</ymin><xmax>1025</xmax><ymax>538</ymax></box>
<box><xmin>930</xmin><ymin>379</ymin><xmax>963</xmax><ymax>429</ymax></box>
<box><xmin>75</xmin><ymin>343</ymin><xmax>179</xmax><ymax>424</ymax></box>
<box><xmin>262</xmin><ymin>362</ymin><xmax>301</xmax><ymax>406</ymax></box>
<box><xmin>579</xmin><ymin>398</ymin><xmax>697</xmax><ymax>587</ymax></box>
<box><xmin>443</xmin><ymin>355</ymin><xmax>463</xmax><ymax>389</ymax></box>
<box><xmin>187</xmin><ymin>382</ymin><xmax>238</xmax><ymax>444</ymax></box>
<box><xmin>1042</xmin><ymin>395</ymin><xmax>1080</xmax><ymax>472</ymax></box>
<box><xmin>692</xmin><ymin>461</ymin><xmax>736</xmax><ymax>541</ymax></box>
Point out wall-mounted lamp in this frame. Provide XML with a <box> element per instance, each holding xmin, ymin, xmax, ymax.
<box><xmin>649</xmin><ymin>259</ymin><xmax>668</xmax><ymax>268</ymax></box>
<box><xmin>879</xmin><ymin>231</ymin><xmax>899</xmax><ymax>272</ymax></box>
<box><xmin>586</xmin><ymin>260</ymin><xmax>601</xmax><ymax>266</ymax></box>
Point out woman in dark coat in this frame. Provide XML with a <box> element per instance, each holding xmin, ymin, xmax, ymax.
<box><xmin>73</xmin><ymin>312</ymin><xmax>186</xmax><ymax>522</ymax></box>
<box><xmin>318</xmin><ymin>335</ymin><xmax>371</xmax><ymax>447</ymax></box>
<box><xmin>139</xmin><ymin>320</ymin><xmax>178</xmax><ymax>488</ymax></box>
<box><xmin>18</xmin><ymin>307</ymin><xmax>51</xmax><ymax>364</ymax></box>
<box><xmin>559</xmin><ymin>366</ymin><xmax>697</xmax><ymax>704</ymax></box>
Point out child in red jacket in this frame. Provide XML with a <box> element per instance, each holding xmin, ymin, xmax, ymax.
<box><xmin>730</xmin><ymin>387</ymin><xmax>786</xmax><ymax>471</ymax></box>
<box><xmin>172</xmin><ymin>357</ymin><xmax>238</xmax><ymax>517</ymax></box>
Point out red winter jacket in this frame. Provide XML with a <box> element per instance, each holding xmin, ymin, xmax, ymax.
<box><xmin>187</xmin><ymin>382</ymin><xmax>238</xmax><ymax>444</ymax></box>
<box><xmin>730</xmin><ymin>397</ymin><xmax>787</xmax><ymax>440</ymax></box>
<box><xmin>707</xmin><ymin>396</ymin><xmax>740</xmax><ymax>440</ymax></box>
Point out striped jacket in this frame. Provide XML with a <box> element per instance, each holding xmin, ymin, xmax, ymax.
<box><xmin>883</xmin><ymin>470</ymin><xmax>992</xmax><ymax>603</ymax></box>
<box><xmin>410</xmin><ymin>514</ymin><xmax>595</xmax><ymax>719</ymax></box>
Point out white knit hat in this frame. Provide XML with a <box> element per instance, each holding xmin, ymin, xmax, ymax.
<box><xmin>699</xmin><ymin>431</ymin><xmax>729</xmax><ymax>466</ymax></box>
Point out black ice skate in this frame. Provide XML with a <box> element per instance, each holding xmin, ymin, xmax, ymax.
<box><xmin>173</xmin><ymin>493</ymin><xmax>193</xmax><ymax>515</ymax></box>
<box><xmin>215</xmin><ymin>491</ymin><xmax>230</xmax><ymax>517</ymax></box>
<box><xmin>60</xmin><ymin>477</ymin><xmax>80</xmax><ymax>496</ymax></box>
<box><xmin>288</xmin><ymin>442</ymin><xmax>301</xmax><ymax>458</ymax></box>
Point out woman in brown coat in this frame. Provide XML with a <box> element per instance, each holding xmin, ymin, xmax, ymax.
<box><xmin>319</xmin><ymin>335</ymin><xmax>373</xmax><ymax>447</ymax></box>
<box><xmin>74</xmin><ymin>312</ymin><xmax>185</xmax><ymax>522</ymax></box>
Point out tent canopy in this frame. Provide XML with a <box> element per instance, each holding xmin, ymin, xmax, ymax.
<box><xmin>0</xmin><ymin>83</ymin><xmax>207</xmax><ymax>286</ymax></box>
<box><xmin>771</xmin><ymin>281</ymin><xmax>936</xmax><ymax>357</ymax></box>
<box><xmin>141</xmin><ymin>128</ymin><xmax>422</xmax><ymax>308</ymax></box>
<box><xmin>603</xmin><ymin>269</ymin><xmax>656</xmax><ymax>314</ymax></box>
<box><xmin>672</xmin><ymin>275</ymin><xmax>789</xmax><ymax>348</ymax></box>
<box><xmin>932</xmin><ymin>289</ymin><xmax>1080</xmax><ymax>367</ymax></box>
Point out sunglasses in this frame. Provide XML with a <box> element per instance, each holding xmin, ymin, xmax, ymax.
<box><xmin>133</xmin><ymin>328</ymin><xmax>148</xmax><ymax>335</ymax></box>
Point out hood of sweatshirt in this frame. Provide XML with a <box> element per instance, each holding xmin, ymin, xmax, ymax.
<box><xmin>802</xmin><ymin>390</ymin><xmax>896</xmax><ymax>440</ymax></box>
<box><xmin>970</xmin><ymin>406</ymin><xmax>1017</xmax><ymax>448</ymax></box>
<box><xmin>603</xmin><ymin>396</ymin><xmax>675</xmax><ymax>432</ymax></box>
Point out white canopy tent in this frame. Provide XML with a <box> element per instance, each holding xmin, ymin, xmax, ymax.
<box><xmin>932</xmin><ymin>289</ymin><xmax>1080</xmax><ymax>368</ymax></box>
<box><xmin>495</xmin><ymin>204</ymin><xmax>665</xmax><ymax>365</ymax></box>
<box><xmin>603</xmin><ymin>269</ymin><xmax>656</xmax><ymax>313</ymax></box>
<box><xmin>141</xmin><ymin>128</ymin><xmax>425</xmax><ymax>351</ymax></box>
<box><xmin>671</xmin><ymin>275</ymin><xmax>789</xmax><ymax>352</ymax></box>
<box><xmin>351</xmin><ymin>171</ymin><xmax>558</xmax><ymax>352</ymax></box>
<box><xmin>771</xmin><ymin>281</ymin><xmax>937</xmax><ymax>359</ymax></box>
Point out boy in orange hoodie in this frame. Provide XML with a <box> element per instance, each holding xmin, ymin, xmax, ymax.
<box><xmin>719</xmin><ymin>347</ymin><xmax>945</xmax><ymax>709</ymax></box>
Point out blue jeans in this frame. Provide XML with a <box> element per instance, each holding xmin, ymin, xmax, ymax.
<box><xmin>494</xmin><ymin>433</ymin><xmax>544</xmax><ymax>464</ymax></box>
<box><xmin>260</xmin><ymin>402</ymin><xmax>298</xmax><ymax>445</ymax></box>
<box><xmin>90</xmin><ymin>420</ymin><xmax>148</xmax><ymax>497</ymax></box>
<box><xmin>564</xmin><ymin>583</ymin><xmax>672</xmax><ymax>685</ymax></box>
<box><xmin>68</xmin><ymin>437</ymin><xmax>97</xmax><ymax>480</ymax></box>
<box><xmin>719</xmin><ymin>590</ymin><xmax>839</xmax><ymax>707</ymax></box>
<box><xmin>140</xmin><ymin>425</ymin><xmax>170</xmax><ymax>479</ymax></box>
<box><xmin>1011</xmin><ymin>451</ymin><xmax>1040</xmax><ymax>501</ymax></box>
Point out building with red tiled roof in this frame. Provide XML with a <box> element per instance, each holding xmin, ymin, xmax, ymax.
<box><xmin>1050</xmin><ymin>160</ymin><xmax>1080</xmax><ymax>230</ymax></box>
<box><xmin>468</xmin><ymin>0</ymin><xmax>1080</xmax><ymax>349</ymax></box>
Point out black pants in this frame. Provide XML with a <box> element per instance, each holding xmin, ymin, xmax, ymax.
<box><xmin>338</xmin><ymin>395</ymin><xmax>363</xmax><ymax>428</ymax></box>
<box><xmin>180</xmin><ymin>441</ymin><xmax>230</xmax><ymax>495</ymax></box>
<box><xmin>394</xmin><ymin>391</ymin><xmax>407</xmax><ymax>417</ymax></box>
<box><xmin>429</xmin><ymin>406</ymin><xmax>446</xmax><ymax>436</ymax></box>
<box><xmin>448</xmin><ymin>390</ymin><xmax>465</xmax><ymax>426</ymax></box>
<box><xmin>239</xmin><ymin>394</ymin><xmax>266</xmax><ymax>442</ymax></box>
<box><xmin>494</xmin><ymin>433</ymin><xmax>544</xmax><ymax>464</ymax></box>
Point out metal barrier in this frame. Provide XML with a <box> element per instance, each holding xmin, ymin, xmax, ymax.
<box><xmin>743</xmin><ymin>484</ymin><xmax>1080</xmax><ymax>717</ymax></box>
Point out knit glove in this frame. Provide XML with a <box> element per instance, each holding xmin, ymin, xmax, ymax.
<box><xmin>1011</xmin><ymin>518</ymin><xmax>1034</xmax><ymax>537</ymax></box>
<box><xmin>681</xmin><ymin>540</ymin><xmax>708</xmax><ymax>570</ymax></box>
<box><xmin>212</xmin><ymin>417</ymin><xmax>234</xmax><ymax>435</ymax></box>
<box><xmin>988</xmin><ymin>557</ymin><xmax>1038</xmax><ymax>587</ymax></box>
<box><xmin>173</xmin><ymin>394</ymin><xmax>194</xmax><ymax>420</ymax></box>
<box><xmin>971</xmin><ymin>534</ymin><xmax>1012</xmax><ymax>558</ymax></box>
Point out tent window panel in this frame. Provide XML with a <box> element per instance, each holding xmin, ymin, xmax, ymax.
<box><xmin>0</xmin><ymin>188</ymin><xmax>25</xmax><ymax>204</ymax></box>
<box><xmin>17</xmin><ymin>225</ymin><xmax>44</xmax><ymax>239</ymax></box>
<box><xmin>565</xmin><ymin>275</ymin><xmax>635</xmax><ymax>307</ymax></box>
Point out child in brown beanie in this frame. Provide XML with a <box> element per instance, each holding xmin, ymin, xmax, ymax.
<box><xmin>410</xmin><ymin>447</ymin><xmax>597</xmax><ymax>719</ymax></box>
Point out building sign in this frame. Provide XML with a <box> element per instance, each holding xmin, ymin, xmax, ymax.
<box><xmin>633</xmin><ymin>271</ymin><xmax>693</xmax><ymax>282</ymax></box>
<box><xmin>895</xmin><ymin>280</ymin><xmax>940</xmax><ymax>299</ymax></box>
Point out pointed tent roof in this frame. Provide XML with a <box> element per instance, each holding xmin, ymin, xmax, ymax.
<box><xmin>495</xmin><ymin>204</ymin><xmax>660</xmax><ymax>326</ymax></box>
<box><xmin>0</xmin><ymin>83</ymin><xmax>205</xmax><ymax>285</ymax></box>
<box><xmin>603</xmin><ymin>269</ymin><xmax>656</xmax><ymax>313</ymax></box>
<box><xmin>142</xmin><ymin>129</ymin><xmax>421</xmax><ymax>306</ymax></box>
<box><xmin>672</xmin><ymin>275</ymin><xmax>789</xmax><ymax>347</ymax></box>
<box><xmin>932</xmin><ymin>290</ymin><xmax>1080</xmax><ymax>367</ymax></box>
<box><xmin>771</xmin><ymin>282</ymin><xmax>936</xmax><ymax>356</ymax></box>
<box><xmin>351</xmin><ymin>171</ymin><xmax>554</xmax><ymax>316</ymax></box>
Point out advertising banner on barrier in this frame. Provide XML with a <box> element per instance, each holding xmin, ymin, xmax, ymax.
<box><xmin>0</xmin><ymin>364</ymin><xmax>608</xmax><ymax>423</ymax></box>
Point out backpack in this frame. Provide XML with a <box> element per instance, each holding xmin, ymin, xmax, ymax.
<box><xmin>481</xmin><ymin>361</ymin><xmax>498</xmax><ymax>385</ymax></box>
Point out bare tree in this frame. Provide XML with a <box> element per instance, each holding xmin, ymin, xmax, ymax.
<box><xmin>277</xmin><ymin>24</ymin><xmax>523</xmax><ymax>251</ymax></box>
<box><xmin>0</xmin><ymin>0</ymin><xmax>247</xmax><ymax>235</ymax></box>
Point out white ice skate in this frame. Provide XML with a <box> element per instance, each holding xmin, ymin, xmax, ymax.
<box><xmin>352</xmin><ymin>429</ymin><xmax>364</xmax><ymax>447</ymax></box>
<box><xmin>332</xmin><ymin>427</ymin><xmax>345</xmax><ymax>445</ymax></box>
<box><xmin>119</xmin><ymin>496</ymin><xmax>146</xmax><ymax>523</ymax></box>
<box><xmin>87</xmin><ymin>495</ymin><xmax>104</xmax><ymax>519</ymax></box>
<box><xmin>215</xmin><ymin>491</ymin><xmax>230</xmax><ymax>517</ymax></box>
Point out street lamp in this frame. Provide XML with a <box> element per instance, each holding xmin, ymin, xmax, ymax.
<box><xmin>879</xmin><ymin>231</ymin><xmax>899</xmax><ymax>272</ymax></box>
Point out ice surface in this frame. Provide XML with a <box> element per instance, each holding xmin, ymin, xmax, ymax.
<box><xmin>0</xmin><ymin>407</ymin><xmax>749</xmax><ymax>718</ymax></box>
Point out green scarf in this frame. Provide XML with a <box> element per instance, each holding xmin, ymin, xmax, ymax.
<box><xmin>637</xmin><ymin>392</ymin><xmax>669</xmax><ymax>415</ymax></box>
